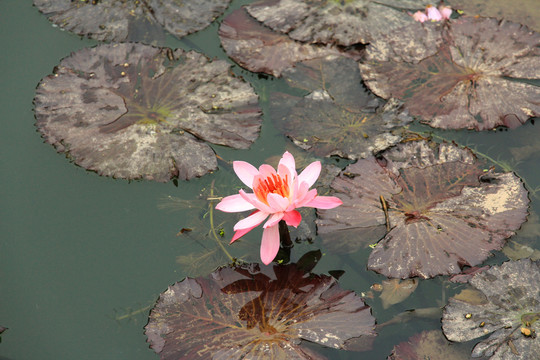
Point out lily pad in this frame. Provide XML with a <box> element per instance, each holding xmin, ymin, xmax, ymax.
<box><xmin>379</xmin><ymin>278</ymin><xmax>418</xmax><ymax>309</ymax></box>
<box><xmin>270</xmin><ymin>55</ymin><xmax>412</xmax><ymax>159</ymax></box>
<box><xmin>448</xmin><ymin>0</ymin><xmax>540</xmax><ymax>32</ymax></box>
<box><xmin>246</xmin><ymin>0</ymin><xmax>433</xmax><ymax>45</ymax></box>
<box><xmin>145</xmin><ymin>263</ymin><xmax>376</xmax><ymax>359</ymax></box>
<box><xmin>34</xmin><ymin>43</ymin><xmax>261</xmax><ymax>182</ymax></box>
<box><xmin>388</xmin><ymin>330</ymin><xmax>471</xmax><ymax>360</ymax></box>
<box><xmin>442</xmin><ymin>259</ymin><xmax>540</xmax><ymax>359</ymax></box>
<box><xmin>33</xmin><ymin>0</ymin><xmax>231</xmax><ymax>42</ymax></box>
<box><xmin>218</xmin><ymin>8</ymin><xmax>364</xmax><ymax>77</ymax></box>
<box><xmin>316</xmin><ymin>140</ymin><xmax>530</xmax><ymax>279</ymax></box>
<box><xmin>359</xmin><ymin>17</ymin><xmax>540</xmax><ymax>130</ymax></box>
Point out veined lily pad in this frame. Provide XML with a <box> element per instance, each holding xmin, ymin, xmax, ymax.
<box><xmin>218</xmin><ymin>8</ymin><xmax>363</xmax><ymax>77</ymax></box>
<box><xmin>360</xmin><ymin>17</ymin><xmax>540</xmax><ymax>130</ymax></box>
<box><xmin>33</xmin><ymin>0</ymin><xmax>231</xmax><ymax>42</ymax></box>
<box><xmin>442</xmin><ymin>259</ymin><xmax>540</xmax><ymax>359</ymax></box>
<box><xmin>270</xmin><ymin>55</ymin><xmax>412</xmax><ymax>159</ymax></box>
<box><xmin>388</xmin><ymin>330</ymin><xmax>471</xmax><ymax>360</ymax></box>
<box><xmin>317</xmin><ymin>140</ymin><xmax>529</xmax><ymax>279</ymax></box>
<box><xmin>246</xmin><ymin>0</ymin><xmax>433</xmax><ymax>45</ymax></box>
<box><xmin>34</xmin><ymin>43</ymin><xmax>261</xmax><ymax>182</ymax></box>
<box><xmin>145</xmin><ymin>263</ymin><xmax>376</xmax><ymax>359</ymax></box>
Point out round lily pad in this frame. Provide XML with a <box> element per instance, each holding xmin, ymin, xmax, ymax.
<box><xmin>442</xmin><ymin>259</ymin><xmax>540</xmax><ymax>359</ymax></box>
<box><xmin>34</xmin><ymin>43</ymin><xmax>262</xmax><ymax>182</ymax></box>
<box><xmin>33</xmin><ymin>0</ymin><xmax>231</xmax><ymax>42</ymax></box>
<box><xmin>360</xmin><ymin>16</ymin><xmax>540</xmax><ymax>130</ymax></box>
<box><xmin>246</xmin><ymin>0</ymin><xmax>433</xmax><ymax>45</ymax></box>
<box><xmin>270</xmin><ymin>55</ymin><xmax>412</xmax><ymax>159</ymax></box>
<box><xmin>218</xmin><ymin>7</ymin><xmax>363</xmax><ymax>77</ymax></box>
<box><xmin>316</xmin><ymin>140</ymin><xmax>530</xmax><ymax>279</ymax></box>
<box><xmin>145</xmin><ymin>263</ymin><xmax>376</xmax><ymax>359</ymax></box>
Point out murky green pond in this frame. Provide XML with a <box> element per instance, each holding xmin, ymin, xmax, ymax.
<box><xmin>1</xmin><ymin>1</ymin><xmax>539</xmax><ymax>359</ymax></box>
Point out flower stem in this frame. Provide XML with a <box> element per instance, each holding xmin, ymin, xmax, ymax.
<box><xmin>209</xmin><ymin>180</ymin><xmax>234</xmax><ymax>262</ymax></box>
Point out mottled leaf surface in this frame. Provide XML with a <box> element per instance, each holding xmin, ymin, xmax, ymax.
<box><xmin>246</xmin><ymin>0</ymin><xmax>433</xmax><ymax>45</ymax></box>
<box><xmin>388</xmin><ymin>330</ymin><xmax>471</xmax><ymax>360</ymax></box>
<box><xmin>219</xmin><ymin>8</ymin><xmax>363</xmax><ymax>77</ymax></box>
<box><xmin>443</xmin><ymin>259</ymin><xmax>540</xmax><ymax>359</ymax></box>
<box><xmin>360</xmin><ymin>17</ymin><xmax>540</xmax><ymax>130</ymax></box>
<box><xmin>448</xmin><ymin>0</ymin><xmax>540</xmax><ymax>32</ymax></box>
<box><xmin>34</xmin><ymin>43</ymin><xmax>261</xmax><ymax>182</ymax></box>
<box><xmin>270</xmin><ymin>55</ymin><xmax>412</xmax><ymax>159</ymax></box>
<box><xmin>145</xmin><ymin>263</ymin><xmax>376</xmax><ymax>359</ymax></box>
<box><xmin>33</xmin><ymin>0</ymin><xmax>231</xmax><ymax>42</ymax></box>
<box><xmin>317</xmin><ymin>141</ymin><xmax>529</xmax><ymax>278</ymax></box>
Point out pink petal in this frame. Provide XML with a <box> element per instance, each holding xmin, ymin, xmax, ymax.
<box><xmin>304</xmin><ymin>195</ymin><xmax>343</xmax><ymax>209</ymax></box>
<box><xmin>260</xmin><ymin>224</ymin><xmax>280</xmax><ymax>265</ymax></box>
<box><xmin>231</xmin><ymin>226</ymin><xmax>256</xmax><ymax>243</ymax></box>
<box><xmin>264</xmin><ymin>212</ymin><xmax>285</xmax><ymax>228</ymax></box>
<box><xmin>426</xmin><ymin>5</ymin><xmax>442</xmax><ymax>21</ymax></box>
<box><xmin>439</xmin><ymin>5</ymin><xmax>452</xmax><ymax>19</ymax></box>
<box><xmin>298</xmin><ymin>161</ymin><xmax>321</xmax><ymax>188</ymax></box>
<box><xmin>295</xmin><ymin>188</ymin><xmax>318</xmax><ymax>208</ymax></box>
<box><xmin>233</xmin><ymin>161</ymin><xmax>259</xmax><ymax>188</ymax></box>
<box><xmin>258</xmin><ymin>164</ymin><xmax>277</xmax><ymax>178</ymax></box>
<box><xmin>267</xmin><ymin>193</ymin><xmax>290</xmax><ymax>212</ymax></box>
<box><xmin>239</xmin><ymin>189</ymin><xmax>274</xmax><ymax>213</ymax></box>
<box><xmin>283</xmin><ymin>210</ymin><xmax>302</xmax><ymax>227</ymax></box>
<box><xmin>278</xmin><ymin>151</ymin><xmax>296</xmax><ymax>176</ymax></box>
<box><xmin>233</xmin><ymin>210</ymin><xmax>268</xmax><ymax>231</ymax></box>
<box><xmin>215</xmin><ymin>194</ymin><xmax>255</xmax><ymax>213</ymax></box>
<box><xmin>412</xmin><ymin>10</ymin><xmax>428</xmax><ymax>22</ymax></box>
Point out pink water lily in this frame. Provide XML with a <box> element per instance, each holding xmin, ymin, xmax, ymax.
<box><xmin>411</xmin><ymin>4</ymin><xmax>452</xmax><ymax>22</ymax></box>
<box><xmin>216</xmin><ymin>151</ymin><xmax>342</xmax><ymax>265</ymax></box>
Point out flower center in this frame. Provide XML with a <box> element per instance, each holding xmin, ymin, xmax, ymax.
<box><xmin>254</xmin><ymin>173</ymin><xmax>290</xmax><ymax>205</ymax></box>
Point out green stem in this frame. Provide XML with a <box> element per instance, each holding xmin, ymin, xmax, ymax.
<box><xmin>209</xmin><ymin>180</ymin><xmax>234</xmax><ymax>262</ymax></box>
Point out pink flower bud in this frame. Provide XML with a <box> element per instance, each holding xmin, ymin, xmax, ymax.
<box><xmin>438</xmin><ymin>5</ymin><xmax>452</xmax><ymax>20</ymax></box>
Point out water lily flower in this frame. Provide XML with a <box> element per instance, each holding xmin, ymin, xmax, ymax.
<box><xmin>412</xmin><ymin>10</ymin><xmax>428</xmax><ymax>23</ymax></box>
<box><xmin>426</xmin><ymin>5</ymin><xmax>442</xmax><ymax>21</ymax></box>
<box><xmin>216</xmin><ymin>151</ymin><xmax>342</xmax><ymax>265</ymax></box>
<box><xmin>438</xmin><ymin>5</ymin><xmax>452</xmax><ymax>20</ymax></box>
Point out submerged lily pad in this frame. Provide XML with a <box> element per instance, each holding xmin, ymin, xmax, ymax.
<box><xmin>246</xmin><ymin>0</ymin><xmax>433</xmax><ymax>45</ymax></box>
<box><xmin>442</xmin><ymin>259</ymin><xmax>540</xmax><ymax>359</ymax></box>
<box><xmin>218</xmin><ymin>8</ymin><xmax>363</xmax><ymax>77</ymax></box>
<box><xmin>360</xmin><ymin>17</ymin><xmax>540</xmax><ymax>130</ymax></box>
<box><xmin>33</xmin><ymin>0</ymin><xmax>231</xmax><ymax>42</ymax></box>
<box><xmin>448</xmin><ymin>0</ymin><xmax>540</xmax><ymax>32</ymax></box>
<box><xmin>379</xmin><ymin>278</ymin><xmax>418</xmax><ymax>309</ymax></box>
<box><xmin>145</xmin><ymin>263</ymin><xmax>376</xmax><ymax>359</ymax></box>
<box><xmin>317</xmin><ymin>140</ymin><xmax>529</xmax><ymax>279</ymax></box>
<box><xmin>34</xmin><ymin>43</ymin><xmax>261</xmax><ymax>182</ymax></box>
<box><xmin>388</xmin><ymin>330</ymin><xmax>471</xmax><ymax>360</ymax></box>
<box><xmin>270</xmin><ymin>55</ymin><xmax>412</xmax><ymax>159</ymax></box>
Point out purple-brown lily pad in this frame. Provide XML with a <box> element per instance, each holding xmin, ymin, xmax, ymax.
<box><xmin>218</xmin><ymin>7</ymin><xmax>364</xmax><ymax>77</ymax></box>
<box><xmin>145</xmin><ymin>263</ymin><xmax>376</xmax><ymax>359</ymax></box>
<box><xmin>270</xmin><ymin>55</ymin><xmax>412</xmax><ymax>159</ymax></box>
<box><xmin>316</xmin><ymin>140</ymin><xmax>530</xmax><ymax>279</ymax></box>
<box><xmin>246</xmin><ymin>0</ymin><xmax>433</xmax><ymax>46</ymax></box>
<box><xmin>33</xmin><ymin>0</ymin><xmax>231</xmax><ymax>42</ymax></box>
<box><xmin>448</xmin><ymin>0</ymin><xmax>540</xmax><ymax>32</ymax></box>
<box><xmin>359</xmin><ymin>17</ymin><xmax>540</xmax><ymax>130</ymax></box>
<box><xmin>442</xmin><ymin>259</ymin><xmax>540</xmax><ymax>359</ymax></box>
<box><xmin>388</xmin><ymin>330</ymin><xmax>471</xmax><ymax>360</ymax></box>
<box><xmin>34</xmin><ymin>43</ymin><xmax>261</xmax><ymax>182</ymax></box>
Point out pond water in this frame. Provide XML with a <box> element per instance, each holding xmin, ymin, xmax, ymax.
<box><xmin>1</xmin><ymin>1</ymin><xmax>539</xmax><ymax>359</ymax></box>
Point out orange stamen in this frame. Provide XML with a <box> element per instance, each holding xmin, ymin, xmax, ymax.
<box><xmin>254</xmin><ymin>173</ymin><xmax>290</xmax><ymax>205</ymax></box>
